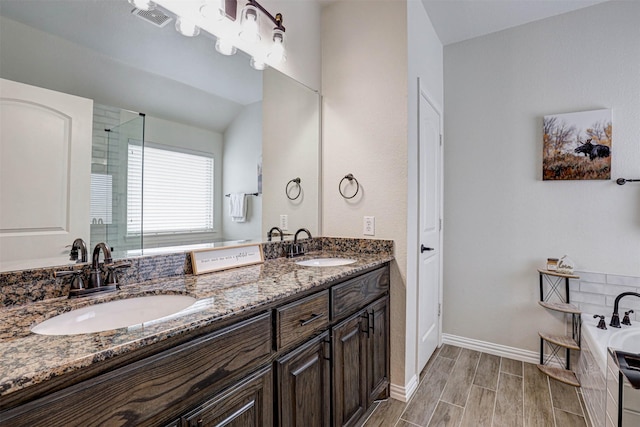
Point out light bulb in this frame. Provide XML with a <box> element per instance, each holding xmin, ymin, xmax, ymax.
<box><xmin>239</xmin><ymin>5</ymin><xmax>260</xmax><ymax>43</ymax></box>
<box><xmin>128</xmin><ymin>0</ymin><xmax>155</xmax><ymax>11</ymax></box>
<box><xmin>267</xmin><ymin>29</ymin><xmax>286</xmax><ymax>64</ymax></box>
<box><xmin>200</xmin><ymin>0</ymin><xmax>224</xmax><ymax>21</ymax></box>
<box><xmin>175</xmin><ymin>17</ymin><xmax>200</xmax><ymax>37</ymax></box>
<box><xmin>215</xmin><ymin>39</ymin><xmax>237</xmax><ymax>56</ymax></box>
<box><xmin>250</xmin><ymin>56</ymin><xmax>267</xmax><ymax>71</ymax></box>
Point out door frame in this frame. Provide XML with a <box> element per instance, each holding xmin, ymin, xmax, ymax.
<box><xmin>414</xmin><ymin>78</ymin><xmax>444</xmax><ymax>375</ymax></box>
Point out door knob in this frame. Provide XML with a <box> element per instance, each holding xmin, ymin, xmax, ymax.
<box><xmin>420</xmin><ymin>244</ymin><xmax>434</xmax><ymax>253</ymax></box>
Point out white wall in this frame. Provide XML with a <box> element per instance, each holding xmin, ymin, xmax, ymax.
<box><xmin>406</xmin><ymin>0</ymin><xmax>444</xmax><ymax>394</ymax></box>
<box><xmin>223</xmin><ymin>102</ymin><xmax>263</xmax><ymax>241</ymax></box>
<box><xmin>322</xmin><ymin>0</ymin><xmax>409</xmax><ymax>393</ymax></box>
<box><xmin>443</xmin><ymin>1</ymin><xmax>640</xmax><ymax>353</ymax></box>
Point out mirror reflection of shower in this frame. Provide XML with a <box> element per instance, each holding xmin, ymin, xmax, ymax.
<box><xmin>90</xmin><ymin>109</ymin><xmax>143</xmax><ymax>253</ymax></box>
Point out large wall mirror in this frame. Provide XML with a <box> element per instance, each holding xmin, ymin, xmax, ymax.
<box><xmin>0</xmin><ymin>0</ymin><xmax>320</xmax><ymax>272</ymax></box>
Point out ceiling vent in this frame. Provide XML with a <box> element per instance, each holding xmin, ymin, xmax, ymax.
<box><xmin>131</xmin><ymin>8</ymin><xmax>173</xmax><ymax>28</ymax></box>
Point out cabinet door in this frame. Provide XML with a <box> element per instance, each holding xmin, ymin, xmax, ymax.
<box><xmin>277</xmin><ymin>331</ymin><xmax>331</xmax><ymax>427</ymax></box>
<box><xmin>332</xmin><ymin>311</ymin><xmax>368</xmax><ymax>427</ymax></box>
<box><xmin>182</xmin><ymin>365</ymin><xmax>273</xmax><ymax>427</ymax></box>
<box><xmin>366</xmin><ymin>296</ymin><xmax>390</xmax><ymax>404</ymax></box>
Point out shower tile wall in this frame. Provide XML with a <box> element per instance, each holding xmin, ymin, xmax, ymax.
<box><xmin>570</xmin><ymin>271</ymin><xmax>640</xmax><ymax>321</ymax></box>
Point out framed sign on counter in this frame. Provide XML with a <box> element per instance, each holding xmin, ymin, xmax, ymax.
<box><xmin>191</xmin><ymin>244</ymin><xmax>264</xmax><ymax>275</ymax></box>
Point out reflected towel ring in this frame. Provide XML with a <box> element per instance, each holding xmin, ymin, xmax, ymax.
<box><xmin>339</xmin><ymin>174</ymin><xmax>360</xmax><ymax>199</ymax></box>
<box><xmin>286</xmin><ymin>177</ymin><xmax>302</xmax><ymax>200</ymax></box>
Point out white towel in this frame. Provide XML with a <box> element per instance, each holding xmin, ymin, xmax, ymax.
<box><xmin>229</xmin><ymin>193</ymin><xmax>247</xmax><ymax>222</ymax></box>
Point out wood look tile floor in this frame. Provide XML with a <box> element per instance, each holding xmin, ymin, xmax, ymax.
<box><xmin>362</xmin><ymin>345</ymin><xmax>591</xmax><ymax>427</ymax></box>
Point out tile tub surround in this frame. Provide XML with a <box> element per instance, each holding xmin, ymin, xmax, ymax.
<box><xmin>570</xmin><ymin>271</ymin><xmax>640</xmax><ymax>322</ymax></box>
<box><xmin>0</xmin><ymin>237</ymin><xmax>393</xmax><ymax>307</ymax></box>
<box><xmin>578</xmin><ymin>312</ymin><xmax>640</xmax><ymax>426</ymax></box>
<box><xmin>0</xmin><ymin>243</ymin><xmax>393</xmax><ymax>399</ymax></box>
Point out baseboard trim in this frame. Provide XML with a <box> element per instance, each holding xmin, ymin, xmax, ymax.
<box><xmin>442</xmin><ymin>333</ymin><xmax>540</xmax><ymax>365</ymax></box>
<box><xmin>389</xmin><ymin>374</ymin><xmax>418</xmax><ymax>403</ymax></box>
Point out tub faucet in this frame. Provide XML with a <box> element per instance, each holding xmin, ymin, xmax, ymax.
<box><xmin>89</xmin><ymin>242</ymin><xmax>113</xmax><ymax>289</ymax></box>
<box><xmin>610</xmin><ymin>292</ymin><xmax>640</xmax><ymax>328</ymax></box>
<box><xmin>268</xmin><ymin>226</ymin><xmax>284</xmax><ymax>242</ymax></box>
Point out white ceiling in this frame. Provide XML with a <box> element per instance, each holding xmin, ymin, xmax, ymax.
<box><xmin>420</xmin><ymin>0</ymin><xmax>611</xmax><ymax>46</ymax></box>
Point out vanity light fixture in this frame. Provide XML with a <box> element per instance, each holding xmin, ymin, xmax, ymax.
<box><xmin>129</xmin><ymin>0</ymin><xmax>155</xmax><ymax>12</ymax></box>
<box><xmin>175</xmin><ymin>16</ymin><xmax>200</xmax><ymax>37</ymax></box>
<box><xmin>239</xmin><ymin>3</ymin><xmax>260</xmax><ymax>42</ymax></box>
<box><xmin>267</xmin><ymin>28</ymin><xmax>286</xmax><ymax>64</ymax></box>
<box><xmin>148</xmin><ymin>0</ymin><xmax>287</xmax><ymax>70</ymax></box>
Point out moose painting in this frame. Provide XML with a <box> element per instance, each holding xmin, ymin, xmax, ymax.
<box><xmin>574</xmin><ymin>139</ymin><xmax>610</xmax><ymax>160</ymax></box>
<box><xmin>543</xmin><ymin>109</ymin><xmax>612</xmax><ymax>180</ymax></box>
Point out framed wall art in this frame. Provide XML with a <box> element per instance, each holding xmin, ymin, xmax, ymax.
<box><xmin>543</xmin><ymin>109</ymin><xmax>612</xmax><ymax>180</ymax></box>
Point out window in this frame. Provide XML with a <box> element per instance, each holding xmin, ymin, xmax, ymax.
<box><xmin>127</xmin><ymin>142</ymin><xmax>214</xmax><ymax>235</ymax></box>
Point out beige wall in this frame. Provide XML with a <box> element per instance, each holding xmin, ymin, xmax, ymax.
<box><xmin>443</xmin><ymin>1</ymin><xmax>640</xmax><ymax>352</ymax></box>
<box><xmin>321</xmin><ymin>0</ymin><xmax>409</xmax><ymax>390</ymax></box>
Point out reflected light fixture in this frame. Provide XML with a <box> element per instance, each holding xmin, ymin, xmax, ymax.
<box><xmin>175</xmin><ymin>17</ymin><xmax>200</xmax><ymax>37</ymax></box>
<box><xmin>250</xmin><ymin>56</ymin><xmax>266</xmax><ymax>71</ymax></box>
<box><xmin>129</xmin><ymin>0</ymin><xmax>155</xmax><ymax>11</ymax></box>
<box><xmin>199</xmin><ymin>0</ymin><xmax>225</xmax><ymax>21</ymax></box>
<box><xmin>215</xmin><ymin>38</ymin><xmax>237</xmax><ymax>56</ymax></box>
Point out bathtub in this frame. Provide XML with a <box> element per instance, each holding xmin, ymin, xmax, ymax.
<box><xmin>579</xmin><ymin>313</ymin><xmax>640</xmax><ymax>426</ymax></box>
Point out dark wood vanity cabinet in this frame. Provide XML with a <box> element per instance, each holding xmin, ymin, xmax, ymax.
<box><xmin>1</xmin><ymin>263</ymin><xmax>390</xmax><ymax>427</ymax></box>
<box><xmin>332</xmin><ymin>295</ymin><xmax>390</xmax><ymax>427</ymax></box>
<box><xmin>276</xmin><ymin>265</ymin><xmax>390</xmax><ymax>427</ymax></box>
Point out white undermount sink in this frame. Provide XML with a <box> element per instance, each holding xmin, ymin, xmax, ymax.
<box><xmin>31</xmin><ymin>295</ymin><xmax>197</xmax><ymax>335</ymax></box>
<box><xmin>295</xmin><ymin>258</ymin><xmax>357</xmax><ymax>267</ymax></box>
<box><xmin>609</xmin><ymin>328</ymin><xmax>640</xmax><ymax>353</ymax></box>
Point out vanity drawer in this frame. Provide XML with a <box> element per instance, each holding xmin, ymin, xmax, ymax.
<box><xmin>276</xmin><ymin>290</ymin><xmax>329</xmax><ymax>350</ymax></box>
<box><xmin>331</xmin><ymin>267</ymin><xmax>389</xmax><ymax>320</ymax></box>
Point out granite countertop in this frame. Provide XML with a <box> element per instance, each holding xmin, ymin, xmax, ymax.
<box><xmin>0</xmin><ymin>250</ymin><xmax>393</xmax><ymax>398</ymax></box>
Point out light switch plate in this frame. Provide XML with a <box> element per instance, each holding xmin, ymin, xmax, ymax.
<box><xmin>363</xmin><ymin>216</ymin><xmax>375</xmax><ymax>236</ymax></box>
<box><xmin>280</xmin><ymin>214</ymin><xmax>288</xmax><ymax>230</ymax></box>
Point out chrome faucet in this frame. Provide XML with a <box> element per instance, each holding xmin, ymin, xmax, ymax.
<box><xmin>89</xmin><ymin>242</ymin><xmax>113</xmax><ymax>289</ymax></box>
<box><xmin>69</xmin><ymin>238</ymin><xmax>88</xmax><ymax>263</ymax></box>
<box><xmin>268</xmin><ymin>226</ymin><xmax>284</xmax><ymax>241</ymax></box>
<box><xmin>610</xmin><ymin>292</ymin><xmax>640</xmax><ymax>328</ymax></box>
<box><xmin>288</xmin><ymin>228</ymin><xmax>312</xmax><ymax>258</ymax></box>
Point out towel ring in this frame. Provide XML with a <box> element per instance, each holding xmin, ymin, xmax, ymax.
<box><xmin>286</xmin><ymin>177</ymin><xmax>302</xmax><ymax>200</ymax></box>
<box><xmin>616</xmin><ymin>178</ymin><xmax>640</xmax><ymax>185</ymax></box>
<box><xmin>339</xmin><ymin>174</ymin><xmax>360</xmax><ymax>199</ymax></box>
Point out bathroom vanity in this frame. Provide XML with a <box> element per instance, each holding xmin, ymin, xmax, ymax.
<box><xmin>0</xmin><ymin>245</ymin><xmax>391</xmax><ymax>427</ymax></box>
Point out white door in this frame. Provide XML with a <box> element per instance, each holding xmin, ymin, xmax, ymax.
<box><xmin>0</xmin><ymin>79</ymin><xmax>93</xmax><ymax>271</ymax></box>
<box><xmin>417</xmin><ymin>84</ymin><xmax>442</xmax><ymax>373</ymax></box>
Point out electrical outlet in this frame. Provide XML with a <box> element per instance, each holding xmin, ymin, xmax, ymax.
<box><xmin>280</xmin><ymin>214</ymin><xmax>288</xmax><ymax>231</ymax></box>
<box><xmin>363</xmin><ymin>216</ymin><xmax>375</xmax><ymax>236</ymax></box>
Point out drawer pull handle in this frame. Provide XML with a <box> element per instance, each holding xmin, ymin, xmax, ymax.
<box><xmin>300</xmin><ymin>313</ymin><xmax>324</xmax><ymax>326</ymax></box>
